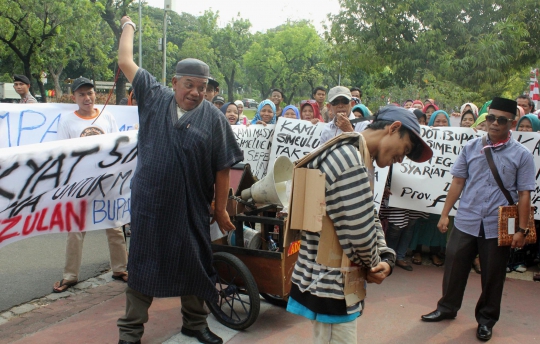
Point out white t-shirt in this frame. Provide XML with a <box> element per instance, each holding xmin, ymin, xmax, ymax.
<box><xmin>57</xmin><ymin>109</ymin><xmax>118</xmax><ymax>139</ymax></box>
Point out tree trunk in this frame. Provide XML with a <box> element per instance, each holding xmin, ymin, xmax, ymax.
<box><xmin>226</xmin><ymin>67</ymin><xmax>236</xmax><ymax>102</ymax></box>
<box><xmin>116</xmin><ymin>72</ymin><xmax>127</xmax><ymax>105</ymax></box>
<box><xmin>48</xmin><ymin>65</ymin><xmax>64</xmax><ymax>97</ymax></box>
<box><xmin>33</xmin><ymin>73</ymin><xmax>47</xmax><ymax>103</ymax></box>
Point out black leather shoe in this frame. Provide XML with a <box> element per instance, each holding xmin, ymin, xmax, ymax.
<box><xmin>118</xmin><ymin>340</ymin><xmax>140</xmax><ymax>344</ymax></box>
<box><xmin>181</xmin><ymin>326</ymin><xmax>223</xmax><ymax>344</ymax></box>
<box><xmin>477</xmin><ymin>324</ymin><xmax>492</xmax><ymax>341</ymax></box>
<box><xmin>421</xmin><ymin>310</ymin><xmax>457</xmax><ymax>322</ymax></box>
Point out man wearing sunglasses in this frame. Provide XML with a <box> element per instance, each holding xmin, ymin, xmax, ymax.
<box><xmin>320</xmin><ymin>86</ymin><xmax>369</xmax><ymax>144</ymax></box>
<box><xmin>422</xmin><ymin>97</ymin><xmax>535</xmax><ymax>342</ymax></box>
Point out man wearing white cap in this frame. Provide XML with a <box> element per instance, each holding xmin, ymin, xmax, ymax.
<box><xmin>117</xmin><ymin>15</ymin><xmax>243</xmax><ymax>344</ymax></box>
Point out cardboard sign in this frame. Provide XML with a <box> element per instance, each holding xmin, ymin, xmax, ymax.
<box><xmin>0</xmin><ymin>103</ymin><xmax>139</xmax><ymax>148</ymax></box>
<box><xmin>512</xmin><ymin>131</ymin><xmax>540</xmax><ymax>219</ymax></box>
<box><xmin>0</xmin><ymin>132</ymin><xmax>137</xmax><ymax>248</ymax></box>
<box><xmin>269</xmin><ymin>118</ymin><xmax>325</xmax><ymax>164</ymax></box>
<box><xmin>388</xmin><ymin>126</ymin><xmax>481</xmax><ymax>214</ymax></box>
<box><xmin>231</xmin><ymin>124</ymin><xmax>275</xmax><ymax>180</ymax></box>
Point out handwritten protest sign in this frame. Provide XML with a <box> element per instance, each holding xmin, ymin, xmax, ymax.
<box><xmin>373</xmin><ymin>165</ymin><xmax>389</xmax><ymax>211</ymax></box>
<box><xmin>512</xmin><ymin>131</ymin><xmax>540</xmax><ymax>219</ymax></box>
<box><xmin>269</xmin><ymin>118</ymin><xmax>325</xmax><ymax>164</ymax></box>
<box><xmin>0</xmin><ymin>132</ymin><xmax>137</xmax><ymax>249</ymax></box>
<box><xmin>231</xmin><ymin>124</ymin><xmax>275</xmax><ymax>180</ymax></box>
<box><xmin>0</xmin><ymin>103</ymin><xmax>138</xmax><ymax>148</ymax></box>
<box><xmin>388</xmin><ymin>126</ymin><xmax>481</xmax><ymax>215</ymax></box>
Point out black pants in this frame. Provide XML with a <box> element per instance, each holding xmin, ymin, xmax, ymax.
<box><xmin>436</xmin><ymin>225</ymin><xmax>511</xmax><ymax>328</ymax></box>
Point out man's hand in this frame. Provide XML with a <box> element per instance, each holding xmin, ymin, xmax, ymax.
<box><xmin>120</xmin><ymin>16</ymin><xmax>132</xmax><ymax>27</ymax></box>
<box><xmin>211</xmin><ymin>209</ymin><xmax>235</xmax><ymax>234</ymax></box>
<box><xmin>437</xmin><ymin>215</ymin><xmax>450</xmax><ymax>233</ymax></box>
<box><xmin>335</xmin><ymin>113</ymin><xmax>354</xmax><ymax>132</ymax></box>
<box><xmin>511</xmin><ymin>232</ymin><xmax>526</xmax><ymax>249</ymax></box>
<box><xmin>366</xmin><ymin>261</ymin><xmax>391</xmax><ymax>284</ymax></box>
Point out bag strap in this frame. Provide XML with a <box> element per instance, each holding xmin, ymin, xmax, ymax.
<box><xmin>482</xmin><ymin>136</ymin><xmax>514</xmax><ymax>205</ymax></box>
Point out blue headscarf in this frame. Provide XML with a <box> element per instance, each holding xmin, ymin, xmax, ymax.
<box><xmin>220</xmin><ymin>102</ymin><xmax>240</xmax><ymax>125</ymax></box>
<box><xmin>428</xmin><ymin>110</ymin><xmax>450</xmax><ymax>127</ymax></box>
<box><xmin>352</xmin><ymin>104</ymin><xmax>371</xmax><ymax>118</ymax></box>
<box><xmin>281</xmin><ymin>105</ymin><xmax>300</xmax><ymax>119</ymax></box>
<box><xmin>251</xmin><ymin>100</ymin><xmax>277</xmax><ymax>124</ymax></box>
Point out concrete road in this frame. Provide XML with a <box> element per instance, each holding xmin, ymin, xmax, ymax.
<box><xmin>0</xmin><ymin>230</ymin><xmax>121</xmax><ymax>312</ymax></box>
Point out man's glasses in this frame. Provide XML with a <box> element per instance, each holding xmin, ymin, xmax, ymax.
<box><xmin>330</xmin><ymin>98</ymin><xmax>350</xmax><ymax>106</ymax></box>
<box><xmin>485</xmin><ymin>114</ymin><xmax>511</xmax><ymax>125</ymax></box>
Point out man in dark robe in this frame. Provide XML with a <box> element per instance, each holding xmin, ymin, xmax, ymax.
<box><xmin>116</xmin><ymin>16</ymin><xmax>243</xmax><ymax>344</ymax></box>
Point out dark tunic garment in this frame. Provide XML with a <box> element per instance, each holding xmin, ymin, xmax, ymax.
<box><xmin>128</xmin><ymin>69</ymin><xmax>243</xmax><ymax>302</ymax></box>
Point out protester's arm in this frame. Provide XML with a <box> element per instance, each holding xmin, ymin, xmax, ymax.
<box><xmin>512</xmin><ymin>190</ymin><xmax>531</xmax><ymax>248</ymax></box>
<box><xmin>437</xmin><ymin>177</ymin><xmax>466</xmax><ymax>233</ymax></box>
<box><xmin>335</xmin><ymin>112</ymin><xmax>354</xmax><ymax>132</ymax></box>
<box><xmin>118</xmin><ymin>16</ymin><xmax>139</xmax><ymax>84</ymax></box>
<box><xmin>211</xmin><ymin>168</ymin><xmax>235</xmax><ymax>233</ymax></box>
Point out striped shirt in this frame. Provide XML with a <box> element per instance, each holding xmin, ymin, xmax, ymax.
<box><xmin>291</xmin><ymin>137</ymin><xmax>396</xmax><ymax>314</ymax></box>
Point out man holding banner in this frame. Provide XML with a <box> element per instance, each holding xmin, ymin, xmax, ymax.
<box><xmin>53</xmin><ymin>77</ymin><xmax>129</xmax><ymax>293</ymax></box>
<box><xmin>116</xmin><ymin>16</ymin><xmax>243</xmax><ymax>344</ymax></box>
<box><xmin>421</xmin><ymin>97</ymin><xmax>535</xmax><ymax>342</ymax></box>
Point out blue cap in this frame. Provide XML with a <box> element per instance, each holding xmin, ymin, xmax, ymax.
<box><xmin>377</xmin><ymin>106</ymin><xmax>433</xmax><ymax>163</ymax></box>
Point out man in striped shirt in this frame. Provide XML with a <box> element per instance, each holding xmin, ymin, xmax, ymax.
<box><xmin>287</xmin><ymin>105</ymin><xmax>433</xmax><ymax>343</ymax></box>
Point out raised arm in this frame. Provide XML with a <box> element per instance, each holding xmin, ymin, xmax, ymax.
<box><xmin>118</xmin><ymin>16</ymin><xmax>139</xmax><ymax>83</ymax></box>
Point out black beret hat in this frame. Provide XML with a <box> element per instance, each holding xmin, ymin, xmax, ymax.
<box><xmin>13</xmin><ymin>74</ymin><xmax>31</xmax><ymax>85</ymax></box>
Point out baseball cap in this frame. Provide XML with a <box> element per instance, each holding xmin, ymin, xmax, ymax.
<box><xmin>208</xmin><ymin>76</ymin><xmax>219</xmax><ymax>88</ymax></box>
<box><xmin>376</xmin><ymin>106</ymin><xmax>433</xmax><ymax>163</ymax></box>
<box><xmin>13</xmin><ymin>74</ymin><xmax>31</xmax><ymax>85</ymax></box>
<box><xmin>212</xmin><ymin>95</ymin><xmax>225</xmax><ymax>104</ymax></box>
<box><xmin>328</xmin><ymin>86</ymin><xmax>352</xmax><ymax>102</ymax></box>
<box><xmin>71</xmin><ymin>77</ymin><xmax>94</xmax><ymax>92</ymax></box>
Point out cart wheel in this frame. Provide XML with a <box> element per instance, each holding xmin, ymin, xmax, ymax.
<box><xmin>260</xmin><ymin>293</ymin><xmax>288</xmax><ymax>307</ymax></box>
<box><xmin>208</xmin><ymin>252</ymin><xmax>260</xmax><ymax>330</ymax></box>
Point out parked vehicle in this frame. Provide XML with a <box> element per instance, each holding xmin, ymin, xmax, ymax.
<box><xmin>242</xmin><ymin>98</ymin><xmax>259</xmax><ymax>109</ymax></box>
<box><xmin>0</xmin><ymin>83</ymin><xmax>20</xmax><ymax>102</ymax></box>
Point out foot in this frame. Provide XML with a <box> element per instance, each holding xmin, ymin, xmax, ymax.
<box><xmin>118</xmin><ymin>340</ymin><xmax>140</xmax><ymax>344</ymax></box>
<box><xmin>396</xmin><ymin>259</ymin><xmax>413</xmax><ymax>271</ymax></box>
<box><xmin>112</xmin><ymin>272</ymin><xmax>129</xmax><ymax>282</ymax></box>
<box><xmin>534</xmin><ymin>272</ymin><xmax>540</xmax><ymax>282</ymax></box>
<box><xmin>476</xmin><ymin>324</ymin><xmax>492</xmax><ymax>341</ymax></box>
<box><xmin>412</xmin><ymin>252</ymin><xmax>422</xmax><ymax>265</ymax></box>
<box><xmin>52</xmin><ymin>279</ymin><xmax>78</xmax><ymax>293</ymax></box>
<box><xmin>430</xmin><ymin>254</ymin><xmax>444</xmax><ymax>267</ymax></box>
<box><xmin>421</xmin><ymin>310</ymin><xmax>457</xmax><ymax>322</ymax></box>
<box><xmin>472</xmin><ymin>257</ymin><xmax>481</xmax><ymax>274</ymax></box>
<box><xmin>181</xmin><ymin>327</ymin><xmax>223</xmax><ymax>344</ymax></box>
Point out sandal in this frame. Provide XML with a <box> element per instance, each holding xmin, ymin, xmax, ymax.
<box><xmin>412</xmin><ymin>253</ymin><xmax>422</xmax><ymax>265</ymax></box>
<box><xmin>472</xmin><ymin>257</ymin><xmax>481</xmax><ymax>274</ymax></box>
<box><xmin>53</xmin><ymin>279</ymin><xmax>78</xmax><ymax>293</ymax></box>
<box><xmin>396</xmin><ymin>260</ymin><xmax>413</xmax><ymax>271</ymax></box>
<box><xmin>431</xmin><ymin>254</ymin><xmax>444</xmax><ymax>267</ymax></box>
<box><xmin>112</xmin><ymin>272</ymin><xmax>128</xmax><ymax>283</ymax></box>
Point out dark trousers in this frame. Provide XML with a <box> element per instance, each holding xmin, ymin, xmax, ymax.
<box><xmin>117</xmin><ymin>286</ymin><xmax>208</xmax><ymax>342</ymax></box>
<box><xmin>437</xmin><ymin>225</ymin><xmax>511</xmax><ymax>328</ymax></box>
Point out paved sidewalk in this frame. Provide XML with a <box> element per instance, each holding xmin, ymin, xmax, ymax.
<box><xmin>0</xmin><ymin>265</ymin><xmax>538</xmax><ymax>344</ymax></box>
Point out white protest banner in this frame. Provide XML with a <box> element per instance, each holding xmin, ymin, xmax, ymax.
<box><xmin>269</xmin><ymin>117</ymin><xmax>325</xmax><ymax>164</ymax></box>
<box><xmin>512</xmin><ymin>131</ymin><xmax>540</xmax><ymax>219</ymax></box>
<box><xmin>0</xmin><ymin>103</ymin><xmax>139</xmax><ymax>148</ymax></box>
<box><xmin>388</xmin><ymin>126</ymin><xmax>481</xmax><ymax>215</ymax></box>
<box><xmin>0</xmin><ymin>131</ymin><xmax>137</xmax><ymax>249</ymax></box>
<box><xmin>231</xmin><ymin>124</ymin><xmax>275</xmax><ymax>180</ymax></box>
<box><xmin>373</xmin><ymin>164</ymin><xmax>389</xmax><ymax>212</ymax></box>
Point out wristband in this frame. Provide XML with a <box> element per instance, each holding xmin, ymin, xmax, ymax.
<box><xmin>122</xmin><ymin>21</ymin><xmax>137</xmax><ymax>32</ymax></box>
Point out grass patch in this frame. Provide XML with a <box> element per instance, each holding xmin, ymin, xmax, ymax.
<box><xmin>243</xmin><ymin>109</ymin><xmax>256</xmax><ymax>120</ymax></box>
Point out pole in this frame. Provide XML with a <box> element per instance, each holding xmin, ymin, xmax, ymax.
<box><xmin>138</xmin><ymin>0</ymin><xmax>142</xmax><ymax>68</ymax></box>
<box><xmin>162</xmin><ymin>7</ymin><xmax>168</xmax><ymax>85</ymax></box>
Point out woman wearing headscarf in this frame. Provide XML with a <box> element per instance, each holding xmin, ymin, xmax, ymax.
<box><xmin>282</xmin><ymin>105</ymin><xmax>300</xmax><ymax>119</ymax></box>
<box><xmin>300</xmin><ymin>100</ymin><xmax>323</xmax><ymax>125</ymax></box>
<box><xmin>411</xmin><ymin>109</ymin><xmax>450</xmax><ymax>266</ymax></box>
<box><xmin>403</xmin><ymin>99</ymin><xmax>414</xmax><ymax>109</ymax></box>
<box><xmin>412</xmin><ymin>100</ymin><xmax>424</xmax><ymax>110</ymax></box>
<box><xmin>251</xmin><ymin>100</ymin><xmax>276</xmax><ymax>125</ymax></box>
<box><xmin>516</xmin><ymin>114</ymin><xmax>540</xmax><ymax>132</ymax></box>
<box><xmin>428</xmin><ymin>110</ymin><xmax>450</xmax><ymax>127</ymax></box>
<box><xmin>220</xmin><ymin>102</ymin><xmax>240</xmax><ymax>125</ymax></box>
<box><xmin>422</xmin><ymin>103</ymin><xmax>439</xmax><ymax>122</ymax></box>
<box><xmin>234</xmin><ymin>100</ymin><xmax>246</xmax><ymax>122</ymax></box>
<box><xmin>460</xmin><ymin>109</ymin><xmax>476</xmax><ymax>128</ymax></box>
<box><xmin>460</xmin><ymin>102</ymin><xmax>479</xmax><ymax>118</ymax></box>
<box><xmin>478</xmin><ymin>100</ymin><xmax>492</xmax><ymax>117</ymax></box>
<box><xmin>352</xmin><ymin>104</ymin><xmax>371</xmax><ymax>118</ymax></box>
<box><xmin>471</xmin><ymin>113</ymin><xmax>488</xmax><ymax>131</ymax></box>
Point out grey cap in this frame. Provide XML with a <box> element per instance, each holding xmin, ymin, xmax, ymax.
<box><xmin>175</xmin><ymin>58</ymin><xmax>210</xmax><ymax>79</ymax></box>
<box><xmin>328</xmin><ymin>86</ymin><xmax>352</xmax><ymax>102</ymax></box>
<box><xmin>212</xmin><ymin>95</ymin><xmax>225</xmax><ymax>104</ymax></box>
<box><xmin>71</xmin><ymin>77</ymin><xmax>94</xmax><ymax>92</ymax></box>
<box><xmin>208</xmin><ymin>76</ymin><xmax>219</xmax><ymax>88</ymax></box>
<box><xmin>376</xmin><ymin>106</ymin><xmax>433</xmax><ymax>163</ymax></box>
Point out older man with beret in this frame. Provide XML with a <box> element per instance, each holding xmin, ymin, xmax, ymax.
<box><xmin>116</xmin><ymin>16</ymin><xmax>243</xmax><ymax>344</ymax></box>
